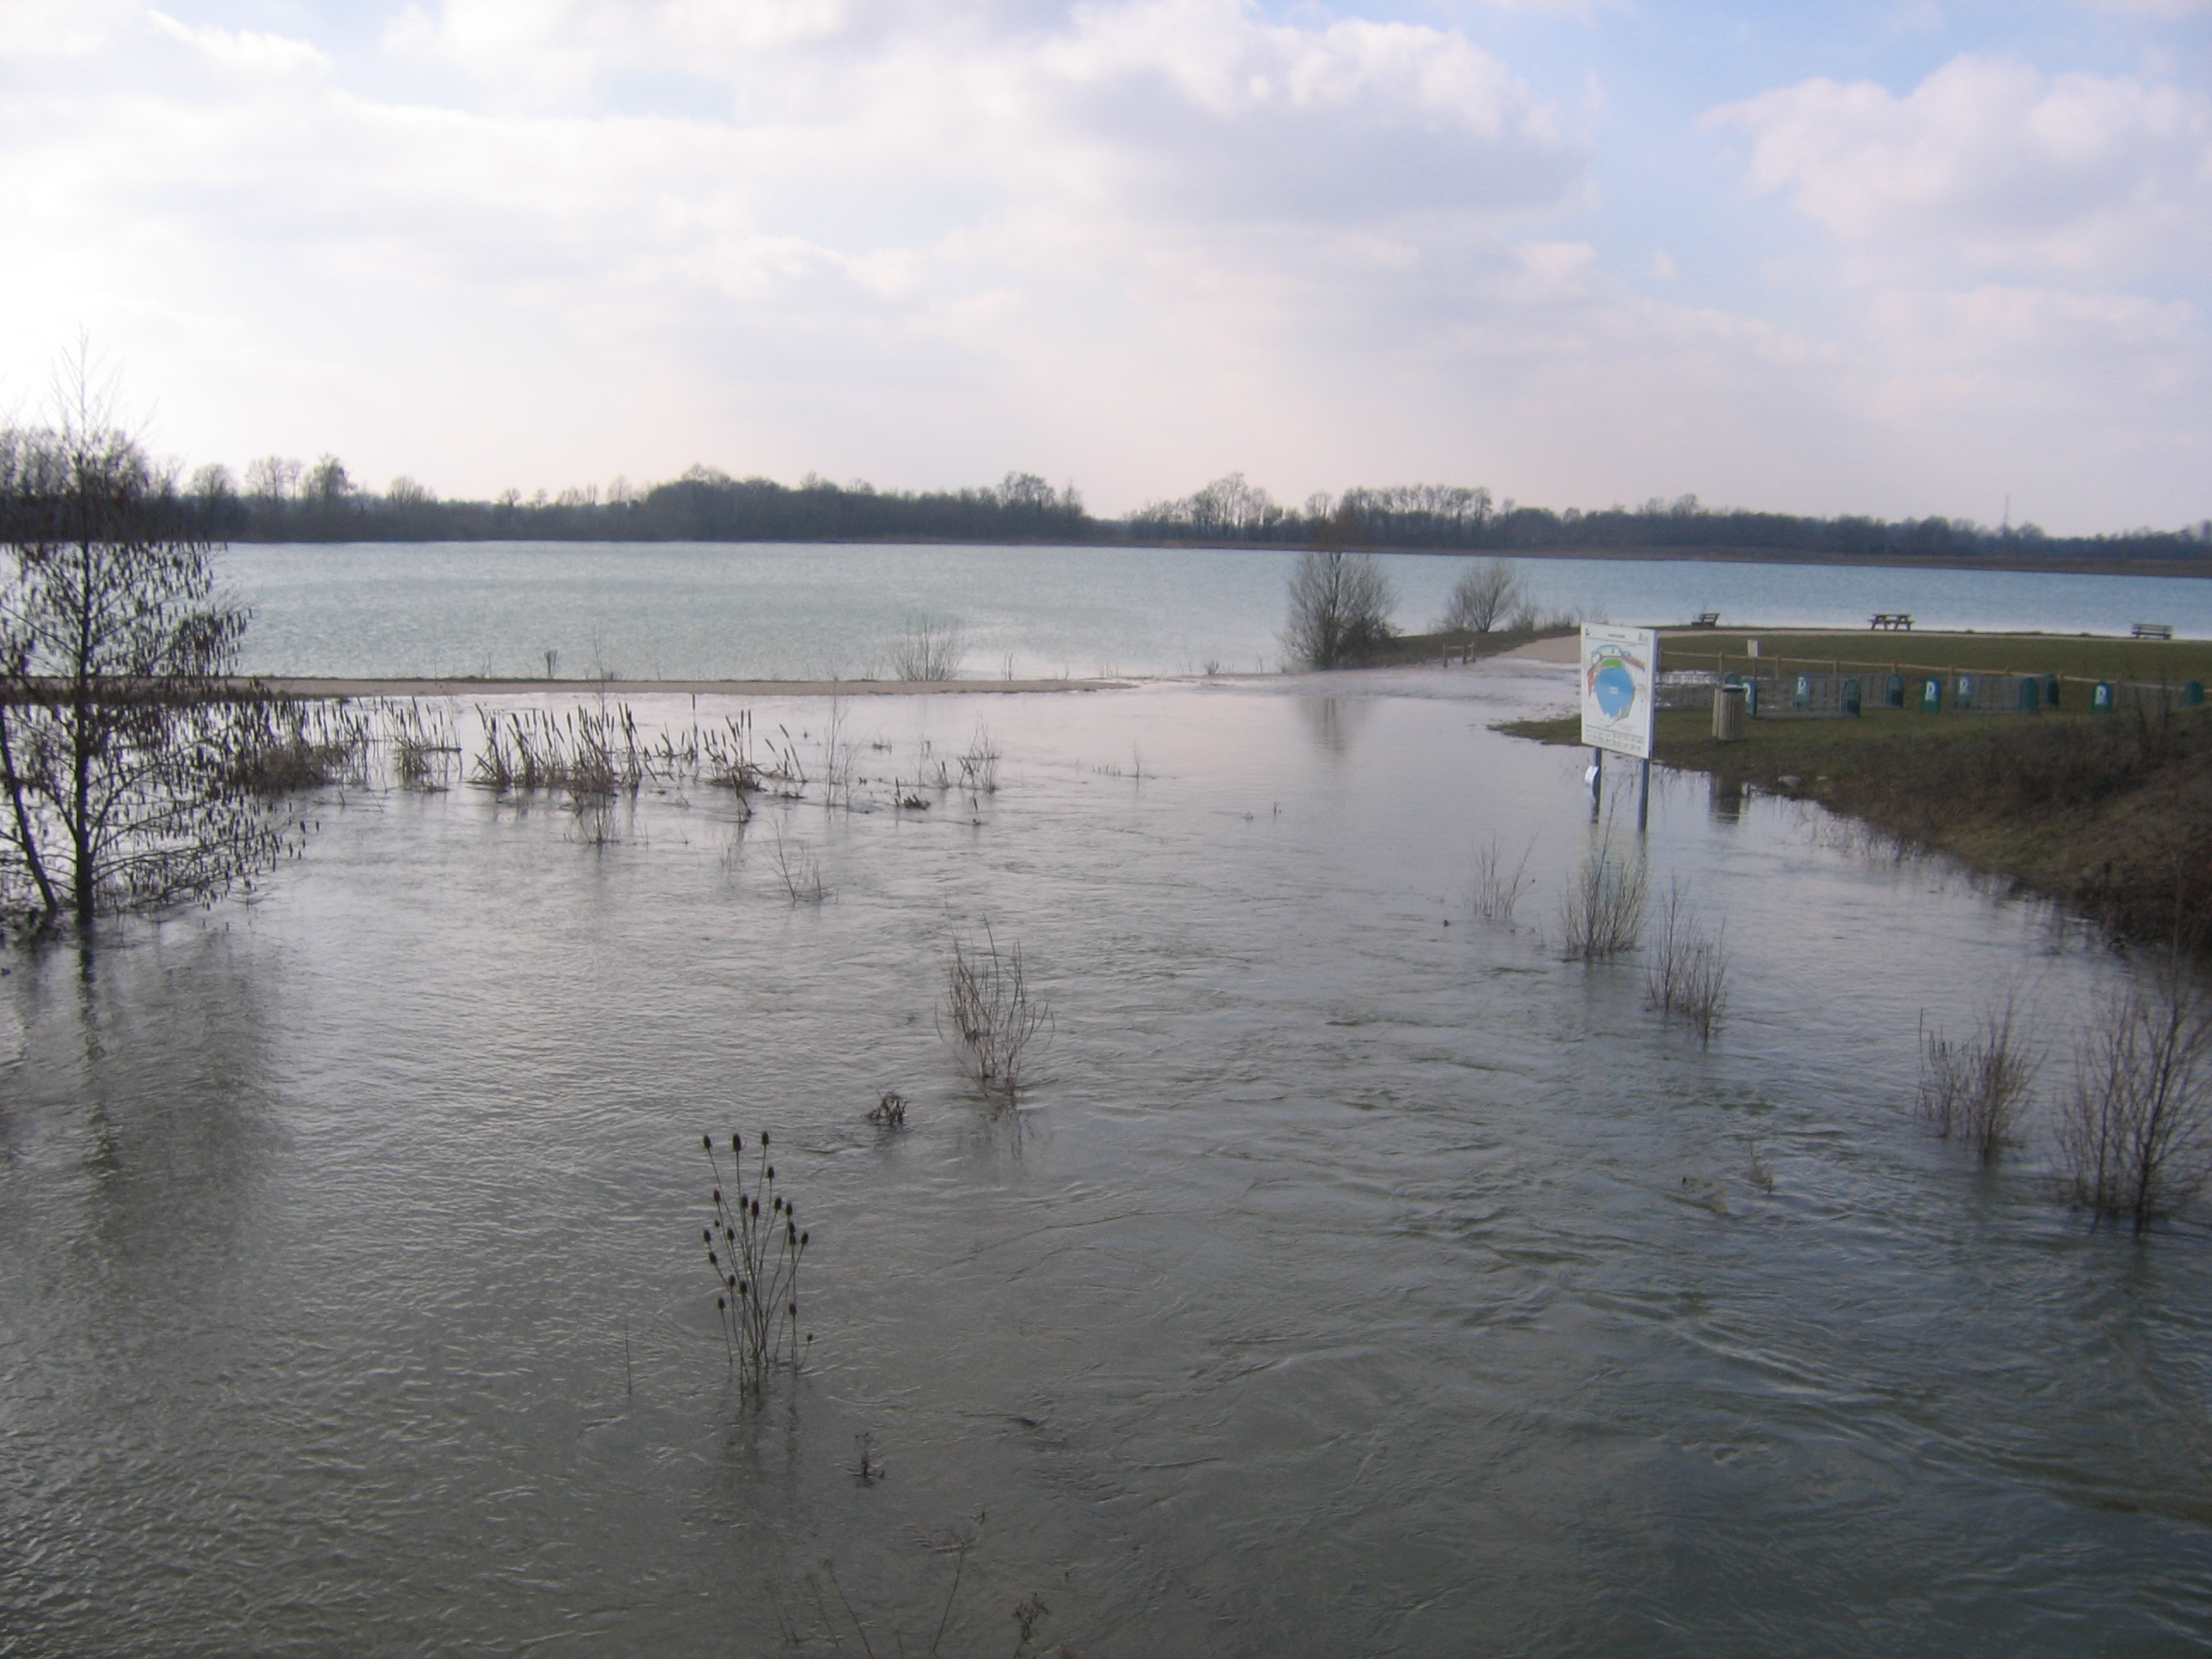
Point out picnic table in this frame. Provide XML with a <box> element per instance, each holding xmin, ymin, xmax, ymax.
<box><xmin>1690</xmin><ymin>611</ymin><xmax>1720</xmax><ymax>628</ymax></box>
<box><xmin>2133</xmin><ymin>622</ymin><xmax>2174</xmax><ymax>641</ymax></box>
<box><xmin>1870</xmin><ymin>613</ymin><xmax>1913</xmax><ymax>631</ymax></box>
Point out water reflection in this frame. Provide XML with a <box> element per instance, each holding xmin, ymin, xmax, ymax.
<box><xmin>1295</xmin><ymin>692</ymin><xmax>1371</xmax><ymax>756</ymax></box>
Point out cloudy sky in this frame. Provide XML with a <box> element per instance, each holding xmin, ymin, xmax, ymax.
<box><xmin>3</xmin><ymin>0</ymin><xmax>2207</xmax><ymax>530</ymax></box>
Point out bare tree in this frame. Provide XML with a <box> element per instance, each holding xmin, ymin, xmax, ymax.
<box><xmin>1283</xmin><ymin>549</ymin><xmax>1395</xmax><ymax>668</ymax></box>
<box><xmin>0</xmin><ymin>356</ymin><xmax>293</xmax><ymax>928</ymax></box>
<box><xmin>1439</xmin><ymin>557</ymin><xmax>1526</xmax><ymax>633</ymax></box>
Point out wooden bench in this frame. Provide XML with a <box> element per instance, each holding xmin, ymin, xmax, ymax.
<box><xmin>1689</xmin><ymin>611</ymin><xmax>1720</xmax><ymax>628</ymax></box>
<box><xmin>1870</xmin><ymin>613</ymin><xmax>1913</xmax><ymax>631</ymax></box>
<box><xmin>2133</xmin><ymin>622</ymin><xmax>2174</xmax><ymax>641</ymax></box>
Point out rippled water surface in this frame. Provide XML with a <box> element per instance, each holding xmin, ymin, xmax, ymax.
<box><xmin>3</xmin><ymin>666</ymin><xmax>2211</xmax><ymax>1656</ymax></box>
<box><xmin>220</xmin><ymin>541</ymin><xmax>2212</xmax><ymax>680</ymax></box>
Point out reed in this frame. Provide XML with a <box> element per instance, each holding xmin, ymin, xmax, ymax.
<box><xmin>381</xmin><ymin>701</ymin><xmax>459</xmax><ymax>791</ymax></box>
<box><xmin>1560</xmin><ymin>842</ymin><xmax>1646</xmax><ymax>959</ymax></box>
<box><xmin>228</xmin><ymin>699</ymin><xmax>369</xmax><ymax>794</ymax></box>
<box><xmin>866</xmin><ymin>1090</ymin><xmax>908</xmax><ymax>1128</ymax></box>
<box><xmin>941</xmin><ymin>923</ymin><xmax>1051</xmax><ymax>1102</ymax></box>
<box><xmin>701</xmin><ymin>1129</ymin><xmax>810</xmax><ymax>1394</ymax></box>
<box><xmin>1644</xmin><ymin>880</ymin><xmax>1728</xmax><ymax>1042</ymax></box>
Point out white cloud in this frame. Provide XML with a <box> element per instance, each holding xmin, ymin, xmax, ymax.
<box><xmin>1706</xmin><ymin>55</ymin><xmax>2212</xmax><ymax>279</ymax></box>
<box><xmin>0</xmin><ymin>3</ymin><xmax>2203</xmax><ymax>531</ymax></box>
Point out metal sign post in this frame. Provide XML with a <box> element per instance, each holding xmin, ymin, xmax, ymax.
<box><xmin>1580</xmin><ymin>624</ymin><xmax>1659</xmax><ymax>831</ymax></box>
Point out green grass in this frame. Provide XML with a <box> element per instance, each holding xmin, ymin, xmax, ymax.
<box><xmin>1659</xmin><ymin>630</ymin><xmax>2212</xmax><ymax>688</ymax></box>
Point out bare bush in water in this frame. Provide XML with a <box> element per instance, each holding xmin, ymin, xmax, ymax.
<box><xmin>1560</xmin><ymin>843</ymin><xmax>1646</xmax><ymax>959</ymax></box>
<box><xmin>1916</xmin><ymin>998</ymin><xmax>2038</xmax><ymax>1162</ymax></box>
<box><xmin>890</xmin><ymin>615</ymin><xmax>966</xmax><ymax>682</ymax></box>
<box><xmin>941</xmin><ymin>923</ymin><xmax>1051</xmax><ymax>1101</ymax></box>
<box><xmin>1644</xmin><ymin>880</ymin><xmax>1728</xmax><ymax>1042</ymax></box>
<box><xmin>1470</xmin><ymin>834</ymin><xmax>1535</xmax><ymax>925</ymax></box>
<box><xmin>2057</xmin><ymin>964</ymin><xmax>2212</xmax><ymax>1230</ymax></box>
<box><xmin>701</xmin><ymin>1130</ymin><xmax>809</xmax><ymax>1394</ymax></box>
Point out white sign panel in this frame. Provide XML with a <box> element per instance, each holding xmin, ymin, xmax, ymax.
<box><xmin>1580</xmin><ymin>624</ymin><xmax>1659</xmax><ymax>760</ymax></box>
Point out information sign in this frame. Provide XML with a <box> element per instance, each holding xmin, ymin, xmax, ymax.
<box><xmin>1579</xmin><ymin>624</ymin><xmax>1659</xmax><ymax>760</ymax></box>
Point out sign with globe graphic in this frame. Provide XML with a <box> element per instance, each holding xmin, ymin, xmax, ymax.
<box><xmin>1580</xmin><ymin>624</ymin><xmax>1658</xmax><ymax>759</ymax></box>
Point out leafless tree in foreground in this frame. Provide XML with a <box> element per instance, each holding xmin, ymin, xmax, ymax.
<box><xmin>0</xmin><ymin>352</ymin><xmax>296</xmax><ymax>928</ymax></box>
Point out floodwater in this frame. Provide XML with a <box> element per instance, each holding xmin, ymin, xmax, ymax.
<box><xmin>219</xmin><ymin>541</ymin><xmax>2212</xmax><ymax>682</ymax></box>
<box><xmin>3</xmin><ymin>663</ymin><xmax>2210</xmax><ymax>1656</ymax></box>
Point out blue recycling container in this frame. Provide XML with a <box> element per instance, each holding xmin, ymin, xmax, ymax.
<box><xmin>2093</xmin><ymin>681</ymin><xmax>2115</xmax><ymax>713</ymax></box>
<box><xmin>1920</xmin><ymin>678</ymin><xmax>1942</xmax><ymax>713</ymax></box>
<box><xmin>1955</xmin><ymin>675</ymin><xmax>1976</xmax><ymax>710</ymax></box>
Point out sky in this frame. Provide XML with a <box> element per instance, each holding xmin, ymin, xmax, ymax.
<box><xmin>1</xmin><ymin>0</ymin><xmax>2207</xmax><ymax>532</ymax></box>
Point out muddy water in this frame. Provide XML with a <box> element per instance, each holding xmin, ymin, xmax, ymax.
<box><xmin>3</xmin><ymin>665</ymin><xmax>2209</xmax><ymax>1656</ymax></box>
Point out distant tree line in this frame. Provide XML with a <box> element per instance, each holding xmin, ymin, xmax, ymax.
<box><xmin>172</xmin><ymin>454</ymin><xmax>2209</xmax><ymax>564</ymax></box>
<box><xmin>1126</xmin><ymin>474</ymin><xmax>2212</xmax><ymax>566</ymax></box>
<box><xmin>179</xmin><ymin>459</ymin><xmax>1091</xmax><ymax>544</ymax></box>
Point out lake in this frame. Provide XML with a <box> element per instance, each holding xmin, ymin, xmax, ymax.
<box><xmin>218</xmin><ymin>541</ymin><xmax>2212</xmax><ymax>682</ymax></box>
<box><xmin>3</xmin><ymin>645</ymin><xmax>2209</xmax><ymax>1654</ymax></box>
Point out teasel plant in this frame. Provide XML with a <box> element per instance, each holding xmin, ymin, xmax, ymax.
<box><xmin>701</xmin><ymin>1130</ymin><xmax>811</xmax><ymax>1394</ymax></box>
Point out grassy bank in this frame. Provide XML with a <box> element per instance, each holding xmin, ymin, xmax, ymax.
<box><xmin>1501</xmin><ymin>700</ymin><xmax>2212</xmax><ymax>950</ymax></box>
<box><xmin>1658</xmin><ymin>630</ymin><xmax>2212</xmax><ymax>690</ymax></box>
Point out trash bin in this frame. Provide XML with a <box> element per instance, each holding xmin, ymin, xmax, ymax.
<box><xmin>2018</xmin><ymin>677</ymin><xmax>2040</xmax><ymax>713</ymax></box>
<box><xmin>1955</xmin><ymin>675</ymin><xmax>1976</xmax><ymax>711</ymax></box>
<box><xmin>1885</xmin><ymin>673</ymin><xmax>1905</xmax><ymax>709</ymax></box>
<box><xmin>1842</xmin><ymin>677</ymin><xmax>1861</xmax><ymax>717</ymax></box>
<box><xmin>2042</xmin><ymin>673</ymin><xmax>2060</xmax><ymax>708</ymax></box>
<box><xmin>2187</xmin><ymin>681</ymin><xmax>2206</xmax><ymax>709</ymax></box>
<box><xmin>1792</xmin><ymin>673</ymin><xmax>1812</xmax><ymax>711</ymax></box>
<box><xmin>1714</xmin><ymin>683</ymin><xmax>1748</xmax><ymax>742</ymax></box>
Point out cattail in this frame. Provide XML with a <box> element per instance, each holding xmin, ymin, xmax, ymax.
<box><xmin>717</xmin><ymin>1295</ymin><xmax>725</xmax><ymax>1310</ymax></box>
<box><xmin>701</xmin><ymin>1133</ymin><xmax>713</xmax><ymax>1150</ymax></box>
<box><xmin>766</xmin><ymin>1166</ymin><xmax>776</xmax><ymax>1182</ymax></box>
<box><xmin>761</xmin><ymin>1131</ymin><xmax>771</xmax><ymax>1146</ymax></box>
<box><xmin>800</xmin><ymin>1231</ymin><xmax>808</xmax><ymax>1247</ymax></box>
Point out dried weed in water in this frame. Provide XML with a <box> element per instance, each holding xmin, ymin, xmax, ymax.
<box><xmin>1470</xmin><ymin>834</ymin><xmax>1536</xmax><ymax>925</ymax></box>
<box><xmin>1644</xmin><ymin>880</ymin><xmax>1728</xmax><ymax>1042</ymax></box>
<box><xmin>866</xmin><ymin>1090</ymin><xmax>908</xmax><ymax>1128</ymax></box>
<box><xmin>701</xmin><ymin>1129</ymin><xmax>810</xmax><ymax>1395</ymax></box>
<box><xmin>941</xmin><ymin>923</ymin><xmax>1051</xmax><ymax>1103</ymax></box>
<box><xmin>771</xmin><ymin>831</ymin><xmax>830</xmax><ymax>903</ymax></box>
<box><xmin>1560</xmin><ymin>842</ymin><xmax>1647</xmax><ymax>959</ymax></box>
<box><xmin>1918</xmin><ymin>998</ymin><xmax>2038</xmax><ymax>1163</ymax></box>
